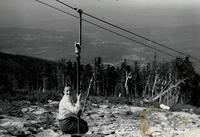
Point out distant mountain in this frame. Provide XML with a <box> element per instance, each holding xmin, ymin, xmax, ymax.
<box><xmin>0</xmin><ymin>27</ymin><xmax>146</xmax><ymax>64</ymax></box>
<box><xmin>0</xmin><ymin>26</ymin><xmax>199</xmax><ymax>71</ymax></box>
<box><xmin>0</xmin><ymin>51</ymin><xmax>56</xmax><ymax>66</ymax></box>
<box><xmin>0</xmin><ymin>28</ymin><xmax>77</xmax><ymax>61</ymax></box>
<box><xmin>0</xmin><ymin>51</ymin><xmax>59</xmax><ymax>92</ymax></box>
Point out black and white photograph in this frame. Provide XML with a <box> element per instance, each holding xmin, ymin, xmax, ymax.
<box><xmin>0</xmin><ymin>0</ymin><xmax>200</xmax><ymax>137</ymax></box>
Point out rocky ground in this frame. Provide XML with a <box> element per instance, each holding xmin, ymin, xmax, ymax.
<box><xmin>0</xmin><ymin>98</ymin><xmax>200</xmax><ymax>137</ymax></box>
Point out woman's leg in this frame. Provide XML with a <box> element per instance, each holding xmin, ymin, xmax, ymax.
<box><xmin>59</xmin><ymin>117</ymin><xmax>77</xmax><ymax>134</ymax></box>
<box><xmin>79</xmin><ymin>119</ymin><xmax>89</xmax><ymax>134</ymax></box>
<box><xmin>59</xmin><ymin>117</ymin><xmax>89</xmax><ymax>134</ymax></box>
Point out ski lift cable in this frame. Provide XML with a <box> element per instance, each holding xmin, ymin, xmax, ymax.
<box><xmin>56</xmin><ymin>0</ymin><xmax>200</xmax><ymax>62</ymax></box>
<box><xmin>35</xmin><ymin>0</ymin><xmax>177</xmax><ymax>58</ymax></box>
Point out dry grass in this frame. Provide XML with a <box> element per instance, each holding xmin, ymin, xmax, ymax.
<box><xmin>180</xmin><ymin>117</ymin><xmax>190</xmax><ymax>128</ymax></box>
<box><xmin>139</xmin><ymin>108</ymin><xmax>151</xmax><ymax>136</ymax></box>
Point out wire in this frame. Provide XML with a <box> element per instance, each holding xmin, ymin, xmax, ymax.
<box><xmin>55</xmin><ymin>0</ymin><xmax>200</xmax><ymax>62</ymax></box>
<box><xmin>56</xmin><ymin>0</ymin><xmax>77</xmax><ymax>10</ymax></box>
<box><xmin>35</xmin><ymin>0</ymin><xmax>177</xmax><ymax>58</ymax></box>
<box><xmin>35</xmin><ymin>0</ymin><xmax>77</xmax><ymax>18</ymax></box>
<box><xmin>64</xmin><ymin>0</ymin><xmax>79</xmax><ymax>9</ymax></box>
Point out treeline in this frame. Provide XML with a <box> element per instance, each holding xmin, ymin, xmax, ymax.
<box><xmin>0</xmin><ymin>52</ymin><xmax>199</xmax><ymax>106</ymax></box>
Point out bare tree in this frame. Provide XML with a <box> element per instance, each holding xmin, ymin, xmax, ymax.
<box><xmin>125</xmin><ymin>71</ymin><xmax>132</xmax><ymax>103</ymax></box>
<box><xmin>143</xmin><ymin>78</ymin><xmax>187</xmax><ymax>103</ymax></box>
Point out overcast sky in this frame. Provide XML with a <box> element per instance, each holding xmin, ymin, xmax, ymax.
<box><xmin>0</xmin><ymin>0</ymin><xmax>200</xmax><ymax>30</ymax></box>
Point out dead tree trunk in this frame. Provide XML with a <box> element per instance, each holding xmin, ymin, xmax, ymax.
<box><xmin>125</xmin><ymin>71</ymin><xmax>132</xmax><ymax>102</ymax></box>
<box><xmin>143</xmin><ymin>75</ymin><xmax>150</xmax><ymax>98</ymax></box>
<box><xmin>151</xmin><ymin>74</ymin><xmax>158</xmax><ymax>97</ymax></box>
<box><xmin>82</xmin><ymin>73</ymin><xmax>95</xmax><ymax>112</ymax></box>
<box><xmin>42</xmin><ymin>76</ymin><xmax>48</xmax><ymax>92</ymax></box>
<box><xmin>144</xmin><ymin>78</ymin><xmax>186</xmax><ymax>103</ymax></box>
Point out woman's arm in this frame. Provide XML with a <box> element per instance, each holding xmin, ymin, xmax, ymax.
<box><xmin>62</xmin><ymin>95</ymin><xmax>81</xmax><ymax>114</ymax></box>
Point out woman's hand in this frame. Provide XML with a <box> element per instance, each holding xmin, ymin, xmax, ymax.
<box><xmin>76</xmin><ymin>93</ymin><xmax>82</xmax><ymax>102</ymax></box>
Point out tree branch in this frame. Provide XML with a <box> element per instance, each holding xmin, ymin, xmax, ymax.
<box><xmin>144</xmin><ymin>78</ymin><xmax>187</xmax><ymax>103</ymax></box>
<box><xmin>82</xmin><ymin>73</ymin><xmax>95</xmax><ymax>112</ymax></box>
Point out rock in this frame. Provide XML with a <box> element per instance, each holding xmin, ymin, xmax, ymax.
<box><xmin>21</xmin><ymin>107</ymin><xmax>30</xmax><ymax>113</ymax></box>
<box><xmin>21</xmin><ymin>106</ymin><xmax>36</xmax><ymax>113</ymax></box>
<box><xmin>90</xmin><ymin>113</ymin><xmax>101</xmax><ymax>120</ymax></box>
<box><xmin>32</xmin><ymin>108</ymin><xmax>48</xmax><ymax>115</ymax></box>
<box><xmin>12</xmin><ymin>121</ymin><xmax>24</xmax><ymax>128</ymax></box>
<box><xmin>99</xmin><ymin>104</ymin><xmax>109</xmax><ymax>109</ymax></box>
<box><xmin>24</xmin><ymin>120</ymin><xmax>49</xmax><ymax>130</ymax></box>
<box><xmin>11</xmin><ymin>130</ymin><xmax>26</xmax><ymax>136</ymax></box>
<box><xmin>160</xmin><ymin>121</ymin><xmax>168</xmax><ymax>127</ymax></box>
<box><xmin>48</xmin><ymin>101</ymin><xmax>59</xmax><ymax>107</ymax></box>
<box><xmin>47</xmin><ymin>100</ymin><xmax>53</xmax><ymax>103</ymax></box>
<box><xmin>24</xmin><ymin>130</ymin><xmax>32</xmax><ymax>135</ymax></box>
<box><xmin>35</xmin><ymin>129</ymin><xmax>60</xmax><ymax>137</ymax></box>
<box><xmin>151</xmin><ymin>131</ymin><xmax>162</xmax><ymax>136</ymax></box>
<box><xmin>2</xmin><ymin>126</ymin><xmax>26</xmax><ymax>137</ymax></box>
<box><xmin>130</xmin><ymin>106</ymin><xmax>145</xmax><ymax>112</ymax></box>
<box><xmin>86</xmin><ymin>130</ymin><xmax>92</xmax><ymax>134</ymax></box>
<box><xmin>101</xmin><ymin>129</ymin><xmax>115</xmax><ymax>135</ymax></box>
<box><xmin>91</xmin><ymin>126</ymin><xmax>100</xmax><ymax>133</ymax></box>
<box><xmin>27</xmin><ymin>127</ymin><xmax>38</xmax><ymax>134</ymax></box>
<box><xmin>105</xmin><ymin>134</ymin><xmax>115</xmax><ymax>137</ymax></box>
<box><xmin>91</xmin><ymin>103</ymin><xmax>99</xmax><ymax>107</ymax></box>
<box><xmin>159</xmin><ymin>104</ymin><xmax>170</xmax><ymax>110</ymax></box>
<box><xmin>0</xmin><ymin>117</ymin><xmax>24</xmax><ymax>128</ymax></box>
<box><xmin>0</xmin><ymin>121</ymin><xmax>11</xmax><ymax>127</ymax></box>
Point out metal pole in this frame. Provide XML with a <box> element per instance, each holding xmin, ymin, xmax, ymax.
<box><xmin>77</xmin><ymin>9</ymin><xmax>82</xmax><ymax>95</ymax></box>
<box><xmin>74</xmin><ymin>9</ymin><xmax>82</xmax><ymax>135</ymax></box>
<box><xmin>79</xmin><ymin>9</ymin><xmax>82</xmax><ymax>48</ymax></box>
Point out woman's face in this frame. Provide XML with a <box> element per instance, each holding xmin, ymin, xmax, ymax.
<box><xmin>64</xmin><ymin>86</ymin><xmax>71</xmax><ymax>95</ymax></box>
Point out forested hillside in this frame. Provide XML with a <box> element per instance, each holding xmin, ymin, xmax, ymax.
<box><xmin>0</xmin><ymin>52</ymin><xmax>199</xmax><ymax>106</ymax></box>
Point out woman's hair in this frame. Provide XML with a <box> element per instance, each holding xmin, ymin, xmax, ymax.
<box><xmin>62</xmin><ymin>83</ymin><xmax>71</xmax><ymax>90</ymax></box>
<box><xmin>64</xmin><ymin>86</ymin><xmax>71</xmax><ymax>90</ymax></box>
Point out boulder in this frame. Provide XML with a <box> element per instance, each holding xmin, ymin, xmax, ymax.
<box><xmin>160</xmin><ymin>104</ymin><xmax>170</xmax><ymax>110</ymax></box>
<box><xmin>32</xmin><ymin>108</ymin><xmax>48</xmax><ymax>115</ymax></box>
<box><xmin>105</xmin><ymin>134</ymin><xmax>115</xmax><ymax>137</ymax></box>
<box><xmin>99</xmin><ymin>104</ymin><xmax>109</xmax><ymax>109</ymax></box>
<box><xmin>35</xmin><ymin>129</ymin><xmax>60</xmax><ymax>137</ymax></box>
<box><xmin>101</xmin><ymin>129</ymin><xmax>115</xmax><ymax>135</ymax></box>
<box><xmin>48</xmin><ymin>101</ymin><xmax>59</xmax><ymax>107</ymax></box>
<box><xmin>0</xmin><ymin>116</ymin><xmax>24</xmax><ymax>128</ymax></box>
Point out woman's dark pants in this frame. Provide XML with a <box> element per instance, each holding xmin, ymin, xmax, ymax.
<box><xmin>59</xmin><ymin>116</ymin><xmax>89</xmax><ymax>136</ymax></box>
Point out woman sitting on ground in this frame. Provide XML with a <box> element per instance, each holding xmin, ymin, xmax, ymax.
<box><xmin>58</xmin><ymin>85</ymin><xmax>88</xmax><ymax>136</ymax></box>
